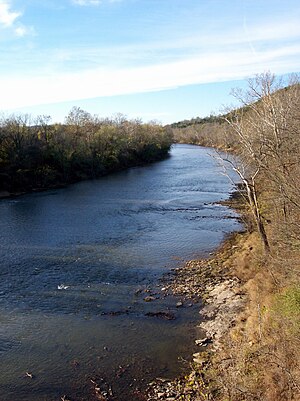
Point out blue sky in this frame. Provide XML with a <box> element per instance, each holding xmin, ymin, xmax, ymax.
<box><xmin>0</xmin><ymin>0</ymin><xmax>299</xmax><ymax>124</ymax></box>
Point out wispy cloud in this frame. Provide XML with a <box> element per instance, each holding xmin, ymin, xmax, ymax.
<box><xmin>0</xmin><ymin>9</ymin><xmax>299</xmax><ymax>110</ymax></box>
<box><xmin>72</xmin><ymin>0</ymin><xmax>101</xmax><ymax>5</ymax></box>
<box><xmin>72</xmin><ymin>0</ymin><xmax>121</xmax><ymax>6</ymax></box>
<box><xmin>31</xmin><ymin>16</ymin><xmax>300</xmax><ymax>72</ymax></box>
<box><xmin>1</xmin><ymin>40</ymin><xmax>299</xmax><ymax>110</ymax></box>
<box><xmin>15</xmin><ymin>25</ymin><xmax>35</xmax><ymax>37</ymax></box>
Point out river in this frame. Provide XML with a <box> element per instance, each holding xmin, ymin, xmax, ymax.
<box><xmin>0</xmin><ymin>144</ymin><xmax>241</xmax><ymax>400</ymax></box>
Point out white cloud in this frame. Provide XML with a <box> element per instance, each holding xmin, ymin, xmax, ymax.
<box><xmin>72</xmin><ymin>0</ymin><xmax>121</xmax><ymax>5</ymax></box>
<box><xmin>0</xmin><ymin>0</ymin><xmax>33</xmax><ymax>37</ymax></box>
<box><xmin>0</xmin><ymin>42</ymin><xmax>299</xmax><ymax>110</ymax></box>
<box><xmin>72</xmin><ymin>0</ymin><xmax>102</xmax><ymax>5</ymax></box>
<box><xmin>0</xmin><ymin>0</ymin><xmax>20</xmax><ymax>27</ymax></box>
<box><xmin>0</xmin><ymin>12</ymin><xmax>299</xmax><ymax>110</ymax></box>
<box><xmin>39</xmin><ymin>17</ymin><xmax>300</xmax><ymax>71</ymax></box>
<box><xmin>14</xmin><ymin>25</ymin><xmax>35</xmax><ymax>37</ymax></box>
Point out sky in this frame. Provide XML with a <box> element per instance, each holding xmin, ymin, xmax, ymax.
<box><xmin>0</xmin><ymin>0</ymin><xmax>299</xmax><ymax>124</ymax></box>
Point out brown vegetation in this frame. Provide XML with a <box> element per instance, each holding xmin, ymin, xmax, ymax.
<box><xmin>152</xmin><ymin>73</ymin><xmax>300</xmax><ymax>401</ymax></box>
<box><xmin>170</xmin><ymin>121</ymin><xmax>232</xmax><ymax>151</ymax></box>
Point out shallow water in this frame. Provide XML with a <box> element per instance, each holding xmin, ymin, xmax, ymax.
<box><xmin>0</xmin><ymin>144</ymin><xmax>241</xmax><ymax>400</ymax></box>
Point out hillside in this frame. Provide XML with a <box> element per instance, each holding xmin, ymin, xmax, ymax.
<box><xmin>155</xmin><ymin>73</ymin><xmax>300</xmax><ymax>401</ymax></box>
<box><xmin>168</xmin><ymin>113</ymin><xmax>235</xmax><ymax>150</ymax></box>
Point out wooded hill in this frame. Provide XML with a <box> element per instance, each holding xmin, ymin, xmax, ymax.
<box><xmin>169</xmin><ymin>113</ymin><xmax>233</xmax><ymax>149</ymax></box>
<box><xmin>0</xmin><ymin>109</ymin><xmax>173</xmax><ymax>195</ymax></box>
<box><xmin>169</xmin><ymin>72</ymin><xmax>300</xmax><ymax>401</ymax></box>
<box><xmin>170</xmin><ymin>114</ymin><xmax>223</xmax><ymax>129</ymax></box>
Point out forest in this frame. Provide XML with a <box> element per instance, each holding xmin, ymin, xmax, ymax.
<box><xmin>0</xmin><ymin>108</ymin><xmax>173</xmax><ymax>195</ymax></box>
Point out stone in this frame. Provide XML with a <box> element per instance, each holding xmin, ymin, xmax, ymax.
<box><xmin>192</xmin><ymin>352</ymin><xmax>206</xmax><ymax>365</ymax></box>
<box><xmin>195</xmin><ymin>337</ymin><xmax>212</xmax><ymax>346</ymax></box>
<box><xmin>144</xmin><ymin>296</ymin><xmax>156</xmax><ymax>302</ymax></box>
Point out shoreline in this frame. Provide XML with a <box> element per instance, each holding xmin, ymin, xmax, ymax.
<box><xmin>146</xmin><ymin>191</ymin><xmax>250</xmax><ymax>400</ymax></box>
<box><xmin>0</xmin><ymin>153</ymin><xmax>172</xmax><ymax>201</ymax></box>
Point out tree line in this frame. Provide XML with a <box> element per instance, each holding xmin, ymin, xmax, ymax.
<box><xmin>169</xmin><ymin>114</ymin><xmax>223</xmax><ymax>129</ymax></box>
<box><xmin>0</xmin><ymin>108</ymin><xmax>173</xmax><ymax>194</ymax></box>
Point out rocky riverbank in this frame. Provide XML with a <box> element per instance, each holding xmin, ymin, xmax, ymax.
<box><xmin>146</xmin><ymin>196</ymin><xmax>250</xmax><ymax>400</ymax></box>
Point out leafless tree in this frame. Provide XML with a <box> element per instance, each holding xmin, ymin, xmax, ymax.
<box><xmin>223</xmin><ymin>72</ymin><xmax>300</xmax><ymax>251</ymax></box>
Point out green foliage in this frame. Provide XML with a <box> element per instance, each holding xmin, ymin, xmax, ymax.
<box><xmin>169</xmin><ymin>114</ymin><xmax>223</xmax><ymax>129</ymax></box>
<box><xmin>274</xmin><ymin>286</ymin><xmax>300</xmax><ymax>332</ymax></box>
<box><xmin>0</xmin><ymin>111</ymin><xmax>173</xmax><ymax>193</ymax></box>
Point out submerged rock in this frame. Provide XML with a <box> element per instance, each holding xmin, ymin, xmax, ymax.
<box><xmin>144</xmin><ymin>296</ymin><xmax>156</xmax><ymax>302</ymax></box>
<box><xmin>145</xmin><ymin>311</ymin><xmax>176</xmax><ymax>320</ymax></box>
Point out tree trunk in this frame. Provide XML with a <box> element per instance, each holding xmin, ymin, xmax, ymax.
<box><xmin>244</xmin><ymin>178</ymin><xmax>270</xmax><ymax>253</ymax></box>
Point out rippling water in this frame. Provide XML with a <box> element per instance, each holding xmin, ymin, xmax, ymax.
<box><xmin>0</xmin><ymin>144</ymin><xmax>241</xmax><ymax>400</ymax></box>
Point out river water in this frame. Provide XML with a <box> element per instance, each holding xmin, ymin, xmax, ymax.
<box><xmin>0</xmin><ymin>144</ymin><xmax>241</xmax><ymax>401</ymax></box>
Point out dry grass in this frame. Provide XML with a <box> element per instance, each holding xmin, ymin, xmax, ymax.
<box><xmin>201</xmin><ymin>228</ymin><xmax>300</xmax><ymax>401</ymax></box>
<box><xmin>150</xmin><ymin>76</ymin><xmax>300</xmax><ymax>401</ymax></box>
<box><xmin>164</xmin><ymin>224</ymin><xmax>300</xmax><ymax>401</ymax></box>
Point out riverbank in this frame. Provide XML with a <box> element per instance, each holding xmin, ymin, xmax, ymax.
<box><xmin>148</xmin><ymin>77</ymin><xmax>300</xmax><ymax>401</ymax></box>
<box><xmin>146</xmin><ymin>229</ymin><xmax>251</xmax><ymax>400</ymax></box>
<box><xmin>147</xmin><ymin>194</ymin><xmax>300</xmax><ymax>401</ymax></box>
<box><xmin>0</xmin><ymin>154</ymin><xmax>170</xmax><ymax>200</ymax></box>
<box><xmin>0</xmin><ymin>113</ymin><xmax>173</xmax><ymax>197</ymax></box>
<box><xmin>145</xmin><ymin>186</ymin><xmax>249</xmax><ymax>399</ymax></box>
<box><xmin>146</xmin><ymin>183</ymin><xmax>273</xmax><ymax>401</ymax></box>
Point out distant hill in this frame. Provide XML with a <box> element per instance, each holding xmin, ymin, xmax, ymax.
<box><xmin>169</xmin><ymin>114</ymin><xmax>223</xmax><ymax>129</ymax></box>
<box><xmin>167</xmin><ymin>112</ymin><xmax>235</xmax><ymax>150</ymax></box>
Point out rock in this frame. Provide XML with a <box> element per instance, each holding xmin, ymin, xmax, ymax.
<box><xmin>144</xmin><ymin>296</ymin><xmax>156</xmax><ymax>302</ymax></box>
<box><xmin>145</xmin><ymin>311</ymin><xmax>176</xmax><ymax>320</ymax></box>
<box><xmin>101</xmin><ymin>310</ymin><xmax>129</xmax><ymax>316</ymax></box>
<box><xmin>195</xmin><ymin>337</ymin><xmax>212</xmax><ymax>346</ymax></box>
<box><xmin>192</xmin><ymin>352</ymin><xmax>206</xmax><ymax>365</ymax></box>
<box><xmin>176</xmin><ymin>301</ymin><xmax>183</xmax><ymax>307</ymax></box>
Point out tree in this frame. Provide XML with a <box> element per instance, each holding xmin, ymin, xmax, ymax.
<box><xmin>223</xmin><ymin>72</ymin><xmax>300</xmax><ymax>252</ymax></box>
<box><xmin>65</xmin><ymin>106</ymin><xmax>92</xmax><ymax>127</ymax></box>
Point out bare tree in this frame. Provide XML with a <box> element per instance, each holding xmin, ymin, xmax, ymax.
<box><xmin>223</xmin><ymin>72</ymin><xmax>299</xmax><ymax>252</ymax></box>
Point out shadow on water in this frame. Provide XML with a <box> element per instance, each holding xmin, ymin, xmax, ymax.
<box><xmin>0</xmin><ymin>145</ymin><xmax>241</xmax><ymax>400</ymax></box>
